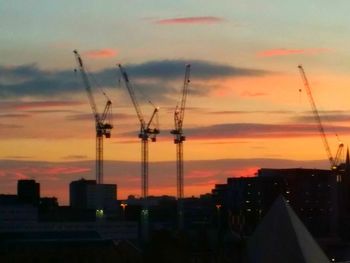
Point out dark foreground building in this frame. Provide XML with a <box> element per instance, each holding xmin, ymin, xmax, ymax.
<box><xmin>0</xmin><ymin>239</ymin><xmax>142</xmax><ymax>263</ymax></box>
<box><xmin>245</xmin><ymin>196</ymin><xmax>330</xmax><ymax>263</ymax></box>
<box><xmin>212</xmin><ymin>165</ymin><xmax>350</xmax><ymax>239</ymax></box>
<box><xmin>17</xmin><ymin>179</ymin><xmax>40</xmax><ymax>205</ymax></box>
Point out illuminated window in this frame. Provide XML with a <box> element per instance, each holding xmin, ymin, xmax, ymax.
<box><xmin>96</xmin><ymin>209</ymin><xmax>104</xmax><ymax>218</ymax></box>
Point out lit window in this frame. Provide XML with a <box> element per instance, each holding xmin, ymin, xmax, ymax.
<box><xmin>96</xmin><ymin>209</ymin><xmax>104</xmax><ymax>218</ymax></box>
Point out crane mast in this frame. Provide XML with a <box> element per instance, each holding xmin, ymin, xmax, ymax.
<box><xmin>118</xmin><ymin>64</ymin><xmax>159</xmax><ymax>241</ymax></box>
<box><xmin>171</xmin><ymin>64</ymin><xmax>191</xmax><ymax>229</ymax></box>
<box><xmin>74</xmin><ymin>50</ymin><xmax>113</xmax><ymax>184</ymax></box>
<box><xmin>118</xmin><ymin>64</ymin><xmax>160</xmax><ymax>199</ymax></box>
<box><xmin>171</xmin><ymin>65</ymin><xmax>191</xmax><ymax>199</ymax></box>
<box><xmin>298</xmin><ymin>65</ymin><xmax>343</xmax><ymax>170</ymax></box>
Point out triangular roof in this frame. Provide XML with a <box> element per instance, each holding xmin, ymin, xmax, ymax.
<box><xmin>246</xmin><ymin>196</ymin><xmax>330</xmax><ymax>263</ymax></box>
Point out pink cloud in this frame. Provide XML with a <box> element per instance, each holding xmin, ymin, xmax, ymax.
<box><xmin>84</xmin><ymin>48</ymin><xmax>118</xmax><ymax>59</ymax></box>
<box><xmin>1</xmin><ymin>166</ymin><xmax>90</xmax><ymax>178</ymax></box>
<box><xmin>155</xmin><ymin>16</ymin><xmax>225</xmax><ymax>25</ymax></box>
<box><xmin>187</xmin><ymin>170</ymin><xmax>218</xmax><ymax>179</ymax></box>
<box><xmin>184</xmin><ymin>123</ymin><xmax>350</xmax><ymax>140</ymax></box>
<box><xmin>257</xmin><ymin>48</ymin><xmax>331</xmax><ymax>58</ymax></box>
<box><xmin>222</xmin><ymin>167</ymin><xmax>258</xmax><ymax>178</ymax></box>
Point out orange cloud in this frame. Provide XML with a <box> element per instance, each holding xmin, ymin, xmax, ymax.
<box><xmin>85</xmin><ymin>48</ymin><xmax>118</xmax><ymax>58</ymax></box>
<box><xmin>257</xmin><ymin>48</ymin><xmax>330</xmax><ymax>58</ymax></box>
<box><xmin>155</xmin><ymin>16</ymin><xmax>225</xmax><ymax>25</ymax></box>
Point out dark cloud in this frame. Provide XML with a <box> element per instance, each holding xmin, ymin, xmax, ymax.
<box><xmin>0</xmin><ymin>123</ymin><xmax>23</xmax><ymax>129</ymax></box>
<box><xmin>4</xmin><ymin>155</ymin><xmax>33</xmax><ymax>159</ymax></box>
<box><xmin>61</xmin><ymin>155</ymin><xmax>88</xmax><ymax>160</ymax></box>
<box><xmin>121</xmin><ymin>60</ymin><xmax>268</xmax><ymax>80</ymax></box>
<box><xmin>0</xmin><ymin>65</ymin><xmax>78</xmax><ymax>98</ymax></box>
<box><xmin>209</xmin><ymin>110</ymin><xmax>294</xmax><ymax>115</ymax></box>
<box><xmin>0</xmin><ymin>113</ymin><xmax>30</xmax><ymax>118</ymax></box>
<box><xmin>66</xmin><ymin>112</ymin><xmax>134</xmax><ymax>122</ymax></box>
<box><xmin>151</xmin><ymin>122</ymin><xmax>350</xmax><ymax>140</ymax></box>
<box><xmin>0</xmin><ymin>101</ymin><xmax>84</xmax><ymax>112</ymax></box>
<box><xmin>0</xmin><ymin>60</ymin><xmax>269</xmax><ymax>99</ymax></box>
<box><xmin>154</xmin><ymin>16</ymin><xmax>225</xmax><ymax>25</ymax></box>
<box><xmin>295</xmin><ymin>112</ymin><xmax>350</xmax><ymax>123</ymax></box>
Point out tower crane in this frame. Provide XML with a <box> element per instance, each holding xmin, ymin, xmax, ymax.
<box><xmin>170</xmin><ymin>65</ymin><xmax>191</xmax><ymax>229</ymax></box>
<box><xmin>73</xmin><ymin>50</ymin><xmax>113</xmax><ymax>184</ymax></box>
<box><xmin>298</xmin><ymin>65</ymin><xmax>344</xmax><ymax>170</ymax></box>
<box><xmin>118</xmin><ymin>64</ymin><xmax>160</xmax><ymax>199</ymax></box>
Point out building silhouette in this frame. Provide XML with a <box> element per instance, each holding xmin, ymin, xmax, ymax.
<box><xmin>17</xmin><ymin>179</ymin><xmax>40</xmax><ymax>205</ymax></box>
<box><xmin>212</xmin><ymin>164</ymin><xmax>350</xmax><ymax>238</ymax></box>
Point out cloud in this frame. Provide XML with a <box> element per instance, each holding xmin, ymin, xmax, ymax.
<box><xmin>121</xmin><ymin>60</ymin><xmax>268</xmax><ymax>80</ymax></box>
<box><xmin>180</xmin><ymin>122</ymin><xmax>350</xmax><ymax>140</ymax></box>
<box><xmin>0</xmin><ymin>64</ymin><xmax>80</xmax><ymax>98</ymax></box>
<box><xmin>84</xmin><ymin>48</ymin><xmax>118</xmax><ymax>59</ymax></box>
<box><xmin>61</xmin><ymin>155</ymin><xmax>88</xmax><ymax>160</ymax></box>
<box><xmin>122</xmin><ymin>122</ymin><xmax>334</xmax><ymax>140</ymax></box>
<box><xmin>257</xmin><ymin>48</ymin><xmax>331</xmax><ymax>58</ymax></box>
<box><xmin>66</xmin><ymin>112</ymin><xmax>134</xmax><ymax>122</ymax></box>
<box><xmin>295</xmin><ymin>112</ymin><xmax>350</xmax><ymax>123</ymax></box>
<box><xmin>0</xmin><ymin>61</ymin><xmax>268</xmax><ymax>100</ymax></box>
<box><xmin>0</xmin><ymin>113</ymin><xmax>30</xmax><ymax>118</ymax></box>
<box><xmin>126</xmin><ymin>121</ymin><xmax>345</xmax><ymax>141</ymax></box>
<box><xmin>4</xmin><ymin>155</ymin><xmax>33</xmax><ymax>159</ymax></box>
<box><xmin>209</xmin><ymin>110</ymin><xmax>293</xmax><ymax>115</ymax></box>
<box><xmin>3</xmin><ymin>100</ymin><xmax>84</xmax><ymax>110</ymax></box>
<box><xmin>154</xmin><ymin>16</ymin><xmax>225</xmax><ymax>25</ymax></box>
<box><xmin>0</xmin><ymin>123</ymin><xmax>23</xmax><ymax>129</ymax></box>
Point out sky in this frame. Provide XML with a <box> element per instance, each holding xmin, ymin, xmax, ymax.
<box><xmin>1</xmin><ymin>0</ymin><xmax>350</xmax><ymax>204</ymax></box>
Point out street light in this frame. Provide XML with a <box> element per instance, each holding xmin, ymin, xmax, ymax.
<box><xmin>120</xmin><ymin>203</ymin><xmax>128</xmax><ymax>220</ymax></box>
<box><xmin>216</xmin><ymin>204</ymin><xmax>222</xmax><ymax>228</ymax></box>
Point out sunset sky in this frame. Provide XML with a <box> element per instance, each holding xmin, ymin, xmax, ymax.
<box><xmin>1</xmin><ymin>1</ymin><xmax>350</xmax><ymax>204</ymax></box>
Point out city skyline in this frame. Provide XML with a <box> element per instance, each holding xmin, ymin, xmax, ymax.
<box><xmin>1</xmin><ymin>1</ymin><xmax>350</xmax><ymax>203</ymax></box>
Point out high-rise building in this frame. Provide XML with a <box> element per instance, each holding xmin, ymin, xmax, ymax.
<box><xmin>69</xmin><ymin>178</ymin><xmax>117</xmax><ymax>210</ymax></box>
<box><xmin>69</xmin><ymin>178</ymin><xmax>96</xmax><ymax>209</ymax></box>
<box><xmin>17</xmin><ymin>179</ymin><xmax>40</xmax><ymax>205</ymax></box>
<box><xmin>86</xmin><ymin>184</ymin><xmax>117</xmax><ymax>210</ymax></box>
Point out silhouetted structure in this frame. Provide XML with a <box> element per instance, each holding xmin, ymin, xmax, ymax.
<box><xmin>245</xmin><ymin>196</ymin><xmax>330</xmax><ymax>263</ymax></box>
<box><xmin>17</xmin><ymin>179</ymin><xmax>40</xmax><ymax>205</ymax></box>
<box><xmin>70</xmin><ymin>178</ymin><xmax>117</xmax><ymax>210</ymax></box>
<box><xmin>212</xmin><ymin>167</ymin><xmax>350</xmax><ymax>238</ymax></box>
<box><xmin>70</xmin><ymin>178</ymin><xmax>96</xmax><ymax>209</ymax></box>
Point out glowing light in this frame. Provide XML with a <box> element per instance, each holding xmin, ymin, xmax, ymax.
<box><xmin>96</xmin><ymin>209</ymin><xmax>104</xmax><ymax>218</ymax></box>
